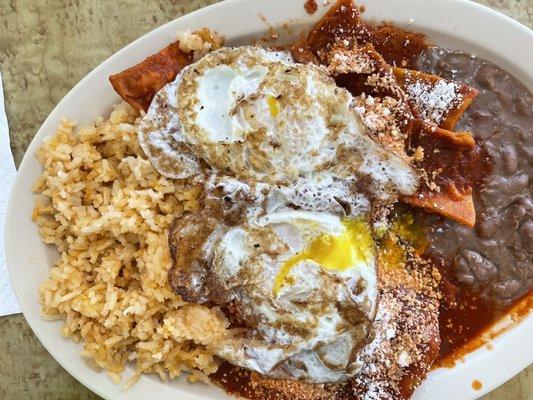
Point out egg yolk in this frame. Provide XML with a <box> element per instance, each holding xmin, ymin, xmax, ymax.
<box><xmin>392</xmin><ymin>213</ymin><xmax>427</xmax><ymax>254</ymax></box>
<box><xmin>377</xmin><ymin>213</ymin><xmax>428</xmax><ymax>270</ymax></box>
<box><xmin>378</xmin><ymin>235</ymin><xmax>406</xmax><ymax>271</ymax></box>
<box><xmin>274</xmin><ymin>219</ymin><xmax>374</xmax><ymax>294</ymax></box>
<box><xmin>267</xmin><ymin>95</ymin><xmax>280</xmax><ymax>118</ymax></box>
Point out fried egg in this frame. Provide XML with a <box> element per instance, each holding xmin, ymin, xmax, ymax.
<box><xmin>139</xmin><ymin>46</ymin><xmax>418</xmax><ymax>200</ymax></box>
<box><xmin>169</xmin><ymin>204</ymin><xmax>378</xmax><ymax>382</ymax></box>
<box><xmin>153</xmin><ymin>45</ymin><xmax>422</xmax><ymax>384</ymax></box>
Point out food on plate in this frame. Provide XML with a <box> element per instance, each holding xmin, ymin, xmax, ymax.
<box><xmin>401</xmin><ymin>119</ymin><xmax>490</xmax><ymax>228</ymax></box>
<box><xmin>33</xmin><ymin>105</ymin><xmax>229</xmax><ymax>385</ymax></box>
<box><xmin>139</xmin><ymin>46</ymin><xmax>417</xmax><ymax>198</ymax></box>
<box><xmin>392</xmin><ymin>67</ymin><xmax>479</xmax><ymax>131</ymax></box>
<box><xmin>110</xmin><ymin>29</ymin><xmax>223</xmax><ymax>112</ymax></box>
<box><xmin>169</xmin><ymin>205</ymin><xmax>379</xmax><ymax>382</ymax></box>
<box><xmin>31</xmin><ymin>0</ymin><xmax>531</xmax><ymax>399</ymax></box>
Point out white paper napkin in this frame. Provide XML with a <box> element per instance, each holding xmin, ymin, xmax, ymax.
<box><xmin>0</xmin><ymin>71</ymin><xmax>21</xmax><ymax>316</ymax></box>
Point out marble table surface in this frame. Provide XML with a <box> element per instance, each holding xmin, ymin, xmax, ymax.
<box><xmin>0</xmin><ymin>0</ymin><xmax>531</xmax><ymax>399</ymax></box>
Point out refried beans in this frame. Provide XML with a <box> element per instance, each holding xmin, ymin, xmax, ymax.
<box><xmin>418</xmin><ymin>49</ymin><xmax>532</xmax><ymax>307</ymax></box>
<box><xmin>370</xmin><ymin>24</ymin><xmax>532</xmax><ymax>359</ymax></box>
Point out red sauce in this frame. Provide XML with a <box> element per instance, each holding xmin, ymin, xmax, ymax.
<box><xmin>365</xmin><ymin>24</ymin><xmax>531</xmax><ymax>367</ymax></box>
<box><xmin>408</xmin><ymin>121</ymin><xmax>493</xmax><ymax>194</ymax></box>
<box><xmin>109</xmin><ymin>41</ymin><xmax>191</xmax><ymax>112</ymax></box>
<box><xmin>472</xmin><ymin>380</ymin><xmax>483</xmax><ymax>391</ymax></box>
<box><xmin>208</xmin><ymin>4</ymin><xmax>532</xmax><ymax>398</ymax></box>
<box><xmin>436</xmin><ymin>267</ymin><xmax>498</xmax><ymax>361</ymax></box>
<box><xmin>369</xmin><ymin>24</ymin><xmax>428</xmax><ymax>69</ymax></box>
<box><xmin>436</xmin><ymin>291</ymin><xmax>532</xmax><ymax>367</ymax></box>
<box><xmin>210</xmin><ymin>363</ymin><xmax>257</xmax><ymax>399</ymax></box>
<box><xmin>304</xmin><ymin>0</ymin><xmax>318</xmax><ymax>14</ymax></box>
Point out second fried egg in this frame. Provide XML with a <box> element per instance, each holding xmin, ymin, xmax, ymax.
<box><xmin>169</xmin><ymin>207</ymin><xmax>378</xmax><ymax>382</ymax></box>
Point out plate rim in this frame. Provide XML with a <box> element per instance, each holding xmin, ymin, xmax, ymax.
<box><xmin>5</xmin><ymin>1</ymin><xmax>533</xmax><ymax>399</ymax></box>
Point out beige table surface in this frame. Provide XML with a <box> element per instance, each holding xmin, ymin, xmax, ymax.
<box><xmin>0</xmin><ymin>0</ymin><xmax>531</xmax><ymax>399</ymax></box>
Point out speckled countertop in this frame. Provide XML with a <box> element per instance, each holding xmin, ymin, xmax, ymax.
<box><xmin>0</xmin><ymin>0</ymin><xmax>531</xmax><ymax>399</ymax></box>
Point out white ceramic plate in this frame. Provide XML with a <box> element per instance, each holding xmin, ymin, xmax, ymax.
<box><xmin>6</xmin><ymin>1</ymin><xmax>533</xmax><ymax>399</ymax></box>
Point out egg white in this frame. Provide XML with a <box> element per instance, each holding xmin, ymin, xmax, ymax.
<box><xmin>145</xmin><ymin>45</ymin><xmax>422</xmax><ymax>383</ymax></box>
<box><xmin>206</xmin><ymin>209</ymin><xmax>378</xmax><ymax>382</ymax></box>
<box><xmin>139</xmin><ymin>46</ymin><xmax>418</xmax><ymax>200</ymax></box>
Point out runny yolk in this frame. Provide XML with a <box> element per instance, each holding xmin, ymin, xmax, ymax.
<box><xmin>267</xmin><ymin>95</ymin><xmax>280</xmax><ymax>118</ymax></box>
<box><xmin>378</xmin><ymin>212</ymin><xmax>429</xmax><ymax>270</ymax></box>
<box><xmin>392</xmin><ymin>213</ymin><xmax>427</xmax><ymax>254</ymax></box>
<box><xmin>273</xmin><ymin>219</ymin><xmax>374</xmax><ymax>294</ymax></box>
